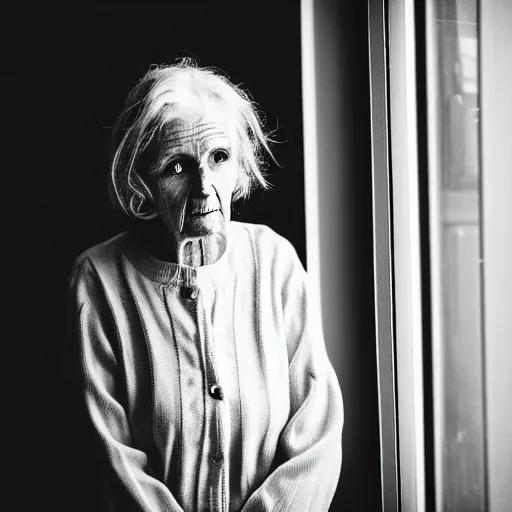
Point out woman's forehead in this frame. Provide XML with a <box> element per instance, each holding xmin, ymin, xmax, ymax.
<box><xmin>161</xmin><ymin>118</ymin><xmax>232</xmax><ymax>142</ymax></box>
<box><xmin>158</xmin><ymin>102</ymin><xmax>236</xmax><ymax>148</ymax></box>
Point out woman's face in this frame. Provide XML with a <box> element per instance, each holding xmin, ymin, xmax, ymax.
<box><xmin>144</xmin><ymin>103</ymin><xmax>239</xmax><ymax>243</ymax></box>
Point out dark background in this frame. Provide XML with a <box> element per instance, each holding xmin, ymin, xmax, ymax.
<box><xmin>12</xmin><ymin>1</ymin><xmax>381</xmax><ymax>511</ymax></box>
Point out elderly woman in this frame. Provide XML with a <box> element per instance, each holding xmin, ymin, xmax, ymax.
<box><xmin>68</xmin><ymin>59</ymin><xmax>343</xmax><ymax>512</ymax></box>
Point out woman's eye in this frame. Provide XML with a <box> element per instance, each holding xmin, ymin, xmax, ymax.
<box><xmin>166</xmin><ymin>160</ymin><xmax>184</xmax><ymax>175</ymax></box>
<box><xmin>211</xmin><ymin>149</ymin><xmax>230</xmax><ymax>165</ymax></box>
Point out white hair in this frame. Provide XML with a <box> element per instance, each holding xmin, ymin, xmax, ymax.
<box><xmin>109</xmin><ymin>58</ymin><xmax>275</xmax><ymax>219</ymax></box>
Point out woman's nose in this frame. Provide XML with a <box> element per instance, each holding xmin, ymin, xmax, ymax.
<box><xmin>190</xmin><ymin>167</ymin><xmax>215</xmax><ymax>198</ymax></box>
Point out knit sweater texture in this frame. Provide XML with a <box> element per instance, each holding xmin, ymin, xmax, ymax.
<box><xmin>68</xmin><ymin>221</ymin><xmax>343</xmax><ymax>512</ymax></box>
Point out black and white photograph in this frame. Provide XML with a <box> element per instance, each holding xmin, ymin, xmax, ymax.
<box><xmin>12</xmin><ymin>1</ymin><xmax>511</xmax><ymax>511</ymax></box>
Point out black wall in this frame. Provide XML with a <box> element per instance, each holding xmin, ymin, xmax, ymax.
<box><xmin>12</xmin><ymin>1</ymin><xmax>381</xmax><ymax>510</ymax></box>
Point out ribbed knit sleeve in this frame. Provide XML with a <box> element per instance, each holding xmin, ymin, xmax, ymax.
<box><xmin>240</xmin><ymin>241</ymin><xmax>344</xmax><ymax>512</ymax></box>
<box><xmin>68</xmin><ymin>256</ymin><xmax>185</xmax><ymax>512</ymax></box>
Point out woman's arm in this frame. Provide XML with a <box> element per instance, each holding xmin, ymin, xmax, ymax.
<box><xmin>241</xmin><ymin>242</ymin><xmax>344</xmax><ymax>512</ymax></box>
<box><xmin>67</xmin><ymin>256</ymin><xmax>185</xmax><ymax>512</ymax></box>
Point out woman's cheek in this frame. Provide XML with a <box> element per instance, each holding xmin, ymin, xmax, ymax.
<box><xmin>157</xmin><ymin>176</ymin><xmax>191</xmax><ymax>230</ymax></box>
<box><xmin>162</xmin><ymin>175</ymin><xmax>190</xmax><ymax>202</ymax></box>
<box><xmin>217</xmin><ymin>164</ymin><xmax>239</xmax><ymax>201</ymax></box>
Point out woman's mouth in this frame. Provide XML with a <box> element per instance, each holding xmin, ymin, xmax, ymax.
<box><xmin>186</xmin><ymin>197</ymin><xmax>221</xmax><ymax>217</ymax></box>
<box><xmin>187</xmin><ymin>208</ymin><xmax>220</xmax><ymax>217</ymax></box>
<box><xmin>181</xmin><ymin>200</ymin><xmax>224</xmax><ymax>236</ymax></box>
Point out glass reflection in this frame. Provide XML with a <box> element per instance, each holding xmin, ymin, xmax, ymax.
<box><xmin>427</xmin><ymin>0</ymin><xmax>486</xmax><ymax>510</ymax></box>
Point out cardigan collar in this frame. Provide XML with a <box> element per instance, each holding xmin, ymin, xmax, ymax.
<box><xmin>122</xmin><ymin>224</ymin><xmax>233</xmax><ymax>287</ymax></box>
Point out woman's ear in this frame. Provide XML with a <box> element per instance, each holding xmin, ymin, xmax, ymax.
<box><xmin>128</xmin><ymin>171</ymin><xmax>158</xmax><ymax>220</ymax></box>
<box><xmin>130</xmin><ymin>191</ymin><xmax>158</xmax><ymax>220</ymax></box>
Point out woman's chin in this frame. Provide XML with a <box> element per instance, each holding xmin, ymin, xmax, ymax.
<box><xmin>181</xmin><ymin>210</ymin><xmax>225</xmax><ymax>237</ymax></box>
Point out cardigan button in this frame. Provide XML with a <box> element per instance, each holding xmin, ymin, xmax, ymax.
<box><xmin>181</xmin><ymin>286</ymin><xmax>197</xmax><ymax>300</ymax></box>
<box><xmin>209</xmin><ymin>384</ymin><xmax>223</xmax><ymax>400</ymax></box>
<box><xmin>211</xmin><ymin>452</ymin><xmax>223</xmax><ymax>465</ymax></box>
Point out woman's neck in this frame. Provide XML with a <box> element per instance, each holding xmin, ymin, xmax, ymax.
<box><xmin>177</xmin><ymin>234</ymin><xmax>227</xmax><ymax>267</ymax></box>
<box><xmin>134</xmin><ymin>221</ymin><xmax>227</xmax><ymax>267</ymax></box>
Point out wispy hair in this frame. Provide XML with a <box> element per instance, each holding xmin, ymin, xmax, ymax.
<box><xmin>109</xmin><ymin>58</ymin><xmax>276</xmax><ymax>219</ymax></box>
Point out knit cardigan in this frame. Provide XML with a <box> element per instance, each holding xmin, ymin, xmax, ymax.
<box><xmin>68</xmin><ymin>221</ymin><xmax>343</xmax><ymax>512</ymax></box>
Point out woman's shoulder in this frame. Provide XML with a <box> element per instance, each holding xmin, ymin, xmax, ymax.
<box><xmin>230</xmin><ymin>220</ymin><xmax>293</xmax><ymax>249</ymax></box>
<box><xmin>70</xmin><ymin>232</ymin><xmax>129</xmax><ymax>281</ymax></box>
<box><xmin>228</xmin><ymin>221</ymin><xmax>302</xmax><ymax>268</ymax></box>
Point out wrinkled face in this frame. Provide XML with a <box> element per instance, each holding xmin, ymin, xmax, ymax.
<box><xmin>144</xmin><ymin>103</ymin><xmax>239</xmax><ymax>243</ymax></box>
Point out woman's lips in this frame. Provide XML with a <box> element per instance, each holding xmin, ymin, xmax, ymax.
<box><xmin>187</xmin><ymin>208</ymin><xmax>220</xmax><ymax>217</ymax></box>
<box><xmin>186</xmin><ymin>198</ymin><xmax>221</xmax><ymax>217</ymax></box>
